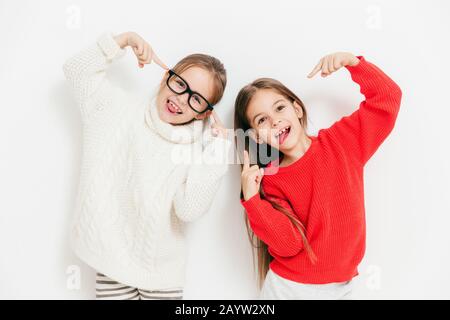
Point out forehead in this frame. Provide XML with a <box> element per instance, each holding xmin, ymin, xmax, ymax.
<box><xmin>246</xmin><ymin>89</ymin><xmax>287</xmax><ymax>119</ymax></box>
<box><xmin>178</xmin><ymin>66</ymin><xmax>215</xmax><ymax>102</ymax></box>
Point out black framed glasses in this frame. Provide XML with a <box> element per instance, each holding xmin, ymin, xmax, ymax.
<box><xmin>166</xmin><ymin>69</ymin><xmax>213</xmax><ymax>114</ymax></box>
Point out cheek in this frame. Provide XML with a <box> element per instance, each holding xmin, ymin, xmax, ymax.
<box><xmin>257</xmin><ymin>127</ymin><xmax>274</xmax><ymax>143</ymax></box>
<box><xmin>184</xmin><ymin>107</ymin><xmax>196</xmax><ymax>118</ymax></box>
<box><xmin>291</xmin><ymin>119</ymin><xmax>304</xmax><ymax>134</ymax></box>
<box><xmin>157</xmin><ymin>86</ymin><xmax>170</xmax><ymax>101</ymax></box>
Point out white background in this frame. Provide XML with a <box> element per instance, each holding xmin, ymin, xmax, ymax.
<box><xmin>1</xmin><ymin>0</ymin><xmax>449</xmax><ymax>299</ymax></box>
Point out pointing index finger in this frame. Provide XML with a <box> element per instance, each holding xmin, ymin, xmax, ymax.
<box><xmin>307</xmin><ymin>58</ymin><xmax>323</xmax><ymax>78</ymax></box>
<box><xmin>152</xmin><ymin>51</ymin><xmax>169</xmax><ymax>70</ymax></box>
<box><xmin>243</xmin><ymin>150</ymin><xmax>250</xmax><ymax>170</ymax></box>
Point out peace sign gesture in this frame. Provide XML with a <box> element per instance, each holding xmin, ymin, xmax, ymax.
<box><xmin>241</xmin><ymin>150</ymin><xmax>264</xmax><ymax>201</ymax></box>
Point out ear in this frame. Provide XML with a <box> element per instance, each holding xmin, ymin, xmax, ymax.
<box><xmin>293</xmin><ymin>101</ymin><xmax>303</xmax><ymax>119</ymax></box>
<box><xmin>195</xmin><ymin>110</ymin><xmax>212</xmax><ymax>120</ymax></box>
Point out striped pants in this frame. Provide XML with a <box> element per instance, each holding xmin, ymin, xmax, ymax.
<box><xmin>95</xmin><ymin>272</ymin><xmax>184</xmax><ymax>300</ymax></box>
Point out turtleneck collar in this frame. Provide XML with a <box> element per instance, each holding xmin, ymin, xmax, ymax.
<box><xmin>144</xmin><ymin>96</ymin><xmax>205</xmax><ymax>144</ymax></box>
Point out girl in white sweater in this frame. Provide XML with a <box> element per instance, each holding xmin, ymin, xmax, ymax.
<box><xmin>62</xmin><ymin>31</ymin><xmax>232</xmax><ymax>300</ymax></box>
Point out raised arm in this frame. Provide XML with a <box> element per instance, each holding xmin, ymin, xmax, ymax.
<box><xmin>62</xmin><ymin>32</ymin><xmax>127</xmax><ymax>121</ymax></box>
<box><xmin>62</xmin><ymin>31</ymin><xmax>168</xmax><ymax>121</ymax></box>
<box><xmin>172</xmin><ymin>136</ymin><xmax>232</xmax><ymax>223</ymax></box>
<box><xmin>308</xmin><ymin>53</ymin><xmax>402</xmax><ymax>165</ymax></box>
<box><xmin>240</xmin><ymin>193</ymin><xmax>304</xmax><ymax>258</ymax></box>
<box><xmin>173</xmin><ymin>112</ymin><xmax>232</xmax><ymax>222</ymax></box>
<box><xmin>240</xmin><ymin>150</ymin><xmax>304</xmax><ymax>257</ymax></box>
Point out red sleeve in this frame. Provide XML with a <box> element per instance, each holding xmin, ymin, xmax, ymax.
<box><xmin>240</xmin><ymin>193</ymin><xmax>304</xmax><ymax>257</ymax></box>
<box><xmin>326</xmin><ymin>56</ymin><xmax>402</xmax><ymax>165</ymax></box>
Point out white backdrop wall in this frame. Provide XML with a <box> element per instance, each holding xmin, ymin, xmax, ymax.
<box><xmin>1</xmin><ymin>0</ymin><xmax>449</xmax><ymax>299</ymax></box>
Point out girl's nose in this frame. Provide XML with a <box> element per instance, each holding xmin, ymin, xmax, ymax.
<box><xmin>177</xmin><ymin>93</ymin><xmax>189</xmax><ymax>107</ymax></box>
<box><xmin>272</xmin><ymin>119</ymin><xmax>281</xmax><ymax>127</ymax></box>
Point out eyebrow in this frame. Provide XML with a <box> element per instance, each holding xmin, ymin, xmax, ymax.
<box><xmin>252</xmin><ymin>99</ymin><xmax>285</xmax><ymax>124</ymax></box>
<box><xmin>175</xmin><ymin>71</ymin><xmax>212</xmax><ymax>103</ymax></box>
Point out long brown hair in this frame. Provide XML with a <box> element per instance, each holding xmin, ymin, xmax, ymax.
<box><xmin>233</xmin><ymin>78</ymin><xmax>316</xmax><ymax>289</ymax></box>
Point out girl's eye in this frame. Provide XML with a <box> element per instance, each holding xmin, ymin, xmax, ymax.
<box><xmin>193</xmin><ymin>95</ymin><xmax>201</xmax><ymax>104</ymax></box>
<box><xmin>257</xmin><ymin>117</ymin><xmax>266</xmax><ymax>125</ymax></box>
<box><xmin>277</xmin><ymin>105</ymin><xmax>285</xmax><ymax>111</ymax></box>
<box><xmin>176</xmin><ymin>80</ymin><xmax>185</xmax><ymax>88</ymax></box>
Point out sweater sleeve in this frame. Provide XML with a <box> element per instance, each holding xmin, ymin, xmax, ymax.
<box><xmin>326</xmin><ymin>56</ymin><xmax>402</xmax><ymax>165</ymax></box>
<box><xmin>172</xmin><ymin>134</ymin><xmax>233</xmax><ymax>223</ymax></box>
<box><xmin>62</xmin><ymin>31</ymin><xmax>127</xmax><ymax>122</ymax></box>
<box><xmin>240</xmin><ymin>192</ymin><xmax>304</xmax><ymax>258</ymax></box>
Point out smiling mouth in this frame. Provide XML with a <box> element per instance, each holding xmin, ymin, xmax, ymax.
<box><xmin>275</xmin><ymin>126</ymin><xmax>291</xmax><ymax>145</ymax></box>
<box><xmin>166</xmin><ymin>99</ymin><xmax>183</xmax><ymax>114</ymax></box>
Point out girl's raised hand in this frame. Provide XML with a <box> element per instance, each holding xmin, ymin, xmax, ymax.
<box><xmin>241</xmin><ymin>150</ymin><xmax>265</xmax><ymax>201</ymax></box>
<box><xmin>307</xmin><ymin>52</ymin><xmax>360</xmax><ymax>78</ymax></box>
<box><xmin>114</xmin><ymin>31</ymin><xmax>169</xmax><ymax>70</ymax></box>
<box><xmin>209</xmin><ymin>110</ymin><xmax>228</xmax><ymax>139</ymax></box>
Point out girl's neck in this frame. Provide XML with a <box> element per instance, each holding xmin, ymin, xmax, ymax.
<box><xmin>279</xmin><ymin>133</ymin><xmax>312</xmax><ymax>167</ymax></box>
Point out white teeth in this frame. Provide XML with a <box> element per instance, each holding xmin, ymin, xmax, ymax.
<box><xmin>169</xmin><ymin>100</ymin><xmax>182</xmax><ymax>113</ymax></box>
<box><xmin>275</xmin><ymin>127</ymin><xmax>290</xmax><ymax>137</ymax></box>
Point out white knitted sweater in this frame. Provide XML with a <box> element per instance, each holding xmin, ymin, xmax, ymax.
<box><xmin>62</xmin><ymin>32</ymin><xmax>232</xmax><ymax>290</ymax></box>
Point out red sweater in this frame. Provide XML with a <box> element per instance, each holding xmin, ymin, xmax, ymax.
<box><xmin>240</xmin><ymin>56</ymin><xmax>402</xmax><ymax>284</ymax></box>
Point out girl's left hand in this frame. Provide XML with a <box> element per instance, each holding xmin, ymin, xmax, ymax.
<box><xmin>307</xmin><ymin>52</ymin><xmax>360</xmax><ymax>78</ymax></box>
<box><xmin>209</xmin><ymin>110</ymin><xmax>228</xmax><ymax>139</ymax></box>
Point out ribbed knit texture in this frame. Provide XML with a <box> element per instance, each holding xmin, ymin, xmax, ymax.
<box><xmin>62</xmin><ymin>31</ymin><xmax>232</xmax><ymax>290</ymax></box>
<box><xmin>241</xmin><ymin>56</ymin><xmax>402</xmax><ymax>284</ymax></box>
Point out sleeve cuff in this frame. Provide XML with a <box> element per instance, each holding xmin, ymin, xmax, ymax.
<box><xmin>344</xmin><ymin>55</ymin><xmax>366</xmax><ymax>73</ymax></box>
<box><xmin>240</xmin><ymin>193</ymin><xmax>268</xmax><ymax>227</ymax></box>
<box><xmin>240</xmin><ymin>193</ymin><xmax>262</xmax><ymax>210</ymax></box>
<box><xmin>97</xmin><ymin>31</ymin><xmax>127</xmax><ymax>61</ymax></box>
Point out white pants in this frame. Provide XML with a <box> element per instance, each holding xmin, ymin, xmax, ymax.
<box><xmin>260</xmin><ymin>269</ymin><xmax>353</xmax><ymax>300</ymax></box>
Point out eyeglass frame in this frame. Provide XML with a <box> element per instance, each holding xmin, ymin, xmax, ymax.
<box><xmin>165</xmin><ymin>69</ymin><xmax>214</xmax><ymax>114</ymax></box>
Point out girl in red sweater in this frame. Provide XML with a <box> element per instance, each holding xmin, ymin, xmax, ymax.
<box><xmin>235</xmin><ymin>52</ymin><xmax>402</xmax><ymax>299</ymax></box>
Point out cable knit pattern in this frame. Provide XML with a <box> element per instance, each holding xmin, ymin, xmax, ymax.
<box><xmin>241</xmin><ymin>56</ymin><xmax>402</xmax><ymax>284</ymax></box>
<box><xmin>63</xmin><ymin>31</ymin><xmax>232</xmax><ymax>290</ymax></box>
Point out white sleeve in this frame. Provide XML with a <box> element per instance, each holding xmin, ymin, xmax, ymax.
<box><xmin>62</xmin><ymin>31</ymin><xmax>127</xmax><ymax>121</ymax></box>
<box><xmin>172</xmin><ymin>127</ymin><xmax>233</xmax><ymax>223</ymax></box>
